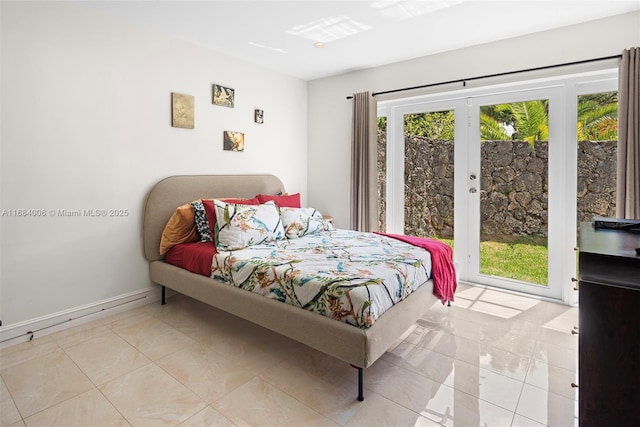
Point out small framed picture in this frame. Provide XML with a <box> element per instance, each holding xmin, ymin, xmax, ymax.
<box><xmin>223</xmin><ymin>131</ymin><xmax>244</xmax><ymax>152</ymax></box>
<box><xmin>212</xmin><ymin>84</ymin><xmax>234</xmax><ymax>108</ymax></box>
<box><xmin>171</xmin><ymin>93</ymin><xmax>194</xmax><ymax>129</ymax></box>
<box><xmin>254</xmin><ymin>109</ymin><xmax>264</xmax><ymax>124</ymax></box>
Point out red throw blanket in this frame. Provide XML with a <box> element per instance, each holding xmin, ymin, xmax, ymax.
<box><xmin>375</xmin><ymin>232</ymin><xmax>456</xmax><ymax>305</ymax></box>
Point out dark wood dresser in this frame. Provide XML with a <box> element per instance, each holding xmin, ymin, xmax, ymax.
<box><xmin>578</xmin><ymin>222</ymin><xmax>640</xmax><ymax>426</ymax></box>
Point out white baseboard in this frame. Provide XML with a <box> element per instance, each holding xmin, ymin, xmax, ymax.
<box><xmin>0</xmin><ymin>286</ymin><xmax>162</xmax><ymax>349</ymax></box>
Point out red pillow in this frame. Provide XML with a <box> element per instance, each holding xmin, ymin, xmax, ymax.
<box><xmin>256</xmin><ymin>193</ymin><xmax>301</xmax><ymax>208</ymax></box>
<box><xmin>201</xmin><ymin>197</ymin><xmax>261</xmax><ymax>236</ymax></box>
<box><xmin>165</xmin><ymin>241</ymin><xmax>217</xmax><ymax>276</ymax></box>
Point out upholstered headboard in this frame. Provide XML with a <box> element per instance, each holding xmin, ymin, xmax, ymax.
<box><xmin>142</xmin><ymin>174</ymin><xmax>286</xmax><ymax>261</ymax></box>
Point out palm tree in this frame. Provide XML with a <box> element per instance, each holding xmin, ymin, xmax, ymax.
<box><xmin>481</xmin><ymin>94</ymin><xmax>618</xmax><ymax>143</ymax></box>
<box><xmin>510</xmin><ymin>100</ymin><xmax>549</xmax><ymax>144</ymax></box>
<box><xmin>577</xmin><ymin>99</ymin><xmax>618</xmax><ymax>140</ymax></box>
<box><xmin>480</xmin><ymin>101</ymin><xmax>549</xmax><ymax>144</ymax></box>
<box><xmin>480</xmin><ymin>112</ymin><xmax>510</xmax><ymax>140</ymax></box>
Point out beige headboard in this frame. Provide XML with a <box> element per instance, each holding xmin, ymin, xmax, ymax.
<box><xmin>142</xmin><ymin>174</ymin><xmax>286</xmax><ymax>261</ymax></box>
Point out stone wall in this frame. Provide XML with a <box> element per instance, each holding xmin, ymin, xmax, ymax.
<box><xmin>576</xmin><ymin>140</ymin><xmax>617</xmax><ymax>222</ymax></box>
<box><xmin>377</xmin><ymin>133</ymin><xmax>616</xmax><ymax>240</ymax></box>
<box><xmin>403</xmin><ymin>136</ymin><xmax>455</xmax><ymax>238</ymax></box>
<box><xmin>480</xmin><ymin>140</ymin><xmax>549</xmax><ymax>240</ymax></box>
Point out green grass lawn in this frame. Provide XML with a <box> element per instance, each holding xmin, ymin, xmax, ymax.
<box><xmin>479</xmin><ymin>240</ymin><xmax>548</xmax><ymax>285</ymax></box>
<box><xmin>437</xmin><ymin>238</ymin><xmax>548</xmax><ymax>285</ymax></box>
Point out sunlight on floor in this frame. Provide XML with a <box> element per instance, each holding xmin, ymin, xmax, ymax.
<box><xmin>455</xmin><ymin>285</ymin><xmax>543</xmax><ymax>319</ymax></box>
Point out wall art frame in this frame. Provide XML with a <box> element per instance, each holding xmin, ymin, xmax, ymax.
<box><xmin>171</xmin><ymin>92</ymin><xmax>194</xmax><ymax>129</ymax></box>
<box><xmin>254</xmin><ymin>109</ymin><xmax>264</xmax><ymax>124</ymax></box>
<box><xmin>223</xmin><ymin>130</ymin><xmax>244</xmax><ymax>152</ymax></box>
<box><xmin>212</xmin><ymin>84</ymin><xmax>235</xmax><ymax>108</ymax></box>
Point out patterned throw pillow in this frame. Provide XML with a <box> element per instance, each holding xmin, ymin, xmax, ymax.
<box><xmin>280</xmin><ymin>207</ymin><xmax>334</xmax><ymax>239</ymax></box>
<box><xmin>191</xmin><ymin>198</ymin><xmax>261</xmax><ymax>244</ymax></box>
<box><xmin>202</xmin><ymin>198</ymin><xmax>261</xmax><ymax>238</ymax></box>
<box><xmin>191</xmin><ymin>200</ymin><xmax>213</xmax><ymax>242</ymax></box>
<box><xmin>214</xmin><ymin>200</ymin><xmax>284</xmax><ymax>250</ymax></box>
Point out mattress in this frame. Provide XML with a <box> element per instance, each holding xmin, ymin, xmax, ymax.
<box><xmin>210</xmin><ymin>229</ymin><xmax>433</xmax><ymax>328</ymax></box>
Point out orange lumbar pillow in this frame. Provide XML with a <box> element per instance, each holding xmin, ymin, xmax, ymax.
<box><xmin>159</xmin><ymin>203</ymin><xmax>199</xmax><ymax>255</ymax></box>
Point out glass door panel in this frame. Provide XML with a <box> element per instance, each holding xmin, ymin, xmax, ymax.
<box><xmin>403</xmin><ymin>110</ymin><xmax>455</xmax><ymax>246</ymax></box>
<box><xmin>576</xmin><ymin>91</ymin><xmax>618</xmax><ymax>228</ymax></box>
<box><xmin>479</xmin><ymin>100</ymin><xmax>549</xmax><ymax>285</ymax></box>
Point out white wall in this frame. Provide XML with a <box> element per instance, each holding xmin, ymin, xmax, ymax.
<box><xmin>307</xmin><ymin>11</ymin><xmax>640</xmax><ymax>229</ymax></box>
<box><xmin>0</xmin><ymin>1</ymin><xmax>307</xmax><ymax>326</ymax></box>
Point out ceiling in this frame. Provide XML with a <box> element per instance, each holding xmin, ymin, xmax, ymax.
<box><xmin>80</xmin><ymin>0</ymin><xmax>640</xmax><ymax>81</ymax></box>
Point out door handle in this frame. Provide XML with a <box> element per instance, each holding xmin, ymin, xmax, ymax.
<box><xmin>469</xmin><ymin>188</ymin><xmax>477</xmax><ymax>193</ymax></box>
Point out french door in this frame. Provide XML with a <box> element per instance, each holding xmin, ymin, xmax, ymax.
<box><xmin>381</xmin><ymin>71</ymin><xmax>617</xmax><ymax>303</ymax></box>
<box><xmin>466</xmin><ymin>88</ymin><xmax>564</xmax><ymax>300</ymax></box>
<box><xmin>383</xmin><ymin>92</ymin><xmax>563</xmax><ymax>300</ymax></box>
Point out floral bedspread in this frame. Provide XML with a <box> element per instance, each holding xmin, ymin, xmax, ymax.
<box><xmin>211</xmin><ymin>229</ymin><xmax>432</xmax><ymax>328</ymax></box>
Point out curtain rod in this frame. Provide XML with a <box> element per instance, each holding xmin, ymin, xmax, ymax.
<box><xmin>346</xmin><ymin>54</ymin><xmax>622</xmax><ymax>100</ymax></box>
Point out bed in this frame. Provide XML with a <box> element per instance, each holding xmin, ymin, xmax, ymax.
<box><xmin>142</xmin><ymin>174</ymin><xmax>453</xmax><ymax>401</ymax></box>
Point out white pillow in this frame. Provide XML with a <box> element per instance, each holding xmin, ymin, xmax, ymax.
<box><xmin>280</xmin><ymin>207</ymin><xmax>334</xmax><ymax>239</ymax></box>
<box><xmin>214</xmin><ymin>200</ymin><xmax>284</xmax><ymax>250</ymax></box>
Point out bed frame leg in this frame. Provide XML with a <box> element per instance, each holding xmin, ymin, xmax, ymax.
<box><xmin>161</xmin><ymin>286</ymin><xmax>166</xmax><ymax>305</ymax></box>
<box><xmin>357</xmin><ymin>367</ymin><xmax>364</xmax><ymax>401</ymax></box>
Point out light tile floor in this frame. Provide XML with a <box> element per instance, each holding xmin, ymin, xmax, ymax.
<box><xmin>0</xmin><ymin>283</ymin><xmax>579</xmax><ymax>426</ymax></box>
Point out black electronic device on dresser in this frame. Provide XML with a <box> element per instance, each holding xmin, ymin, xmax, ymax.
<box><xmin>577</xmin><ymin>222</ymin><xmax>640</xmax><ymax>427</ymax></box>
